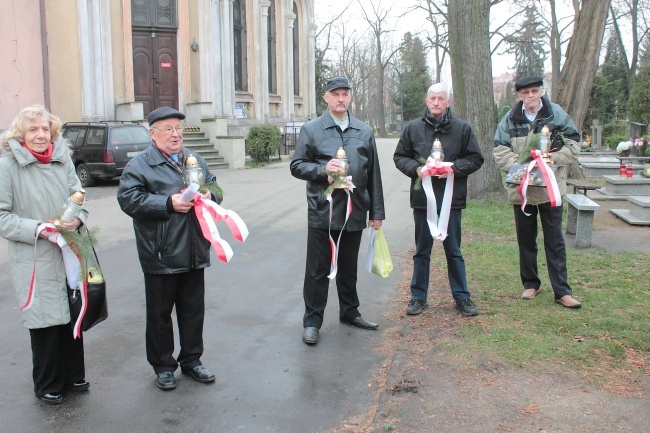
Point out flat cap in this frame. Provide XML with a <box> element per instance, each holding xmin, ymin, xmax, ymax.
<box><xmin>147</xmin><ymin>106</ymin><xmax>185</xmax><ymax>126</ymax></box>
<box><xmin>515</xmin><ymin>76</ymin><xmax>544</xmax><ymax>91</ymax></box>
<box><xmin>325</xmin><ymin>77</ymin><xmax>351</xmax><ymax>92</ymax></box>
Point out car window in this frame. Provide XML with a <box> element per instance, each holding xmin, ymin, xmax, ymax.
<box><xmin>62</xmin><ymin>126</ymin><xmax>87</xmax><ymax>148</ymax></box>
<box><xmin>86</xmin><ymin>128</ymin><xmax>105</xmax><ymax>146</ymax></box>
<box><xmin>109</xmin><ymin>126</ymin><xmax>151</xmax><ymax>146</ymax></box>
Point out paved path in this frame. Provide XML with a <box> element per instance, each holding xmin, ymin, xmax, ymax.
<box><xmin>0</xmin><ymin>138</ymin><xmax>414</xmax><ymax>432</ymax></box>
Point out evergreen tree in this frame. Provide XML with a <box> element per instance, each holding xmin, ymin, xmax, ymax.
<box><xmin>395</xmin><ymin>33</ymin><xmax>430</xmax><ymax>122</ymax></box>
<box><xmin>507</xmin><ymin>5</ymin><xmax>547</xmax><ymax>80</ymax></box>
<box><xmin>585</xmin><ymin>32</ymin><xmax>630</xmax><ymax>131</ymax></box>
<box><xmin>315</xmin><ymin>47</ymin><xmax>332</xmax><ymax>116</ymax></box>
<box><xmin>628</xmin><ymin>39</ymin><xmax>650</xmax><ymax>126</ymax></box>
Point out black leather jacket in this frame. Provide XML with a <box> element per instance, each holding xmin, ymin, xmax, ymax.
<box><xmin>290</xmin><ymin>111</ymin><xmax>385</xmax><ymax>231</ymax></box>
<box><xmin>393</xmin><ymin>109</ymin><xmax>484</xmax><ymax>210</ymax></box>
<box><xmin>117</xmin><ymin>144</ymin><xmax>218</xmax><ymax>274</ymax></box>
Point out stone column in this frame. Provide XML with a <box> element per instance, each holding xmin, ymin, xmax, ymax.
<box><xmin>259</xmin><ymin>0</ymin><xmax>271</xmax><ymax>121</ymax></box>
<box><xmin>284</xmin><ymin>9</ymin><xmax>296</xmax><ymax>120</ymax></box>
<box><xmin>220</xmin><ymin>0</ymin><xmax>235</xmax><ymax>117</ymax></box>
<box><xmin>309</xmin><ymin>22</ymin><xmax>317</xmax><ymax>118</ymax></box>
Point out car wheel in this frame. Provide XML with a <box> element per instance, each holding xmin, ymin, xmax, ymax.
<box><xmin>76</xmin><ymin>163</ymin><xmax>95</xmax><ymax>187</ymax></box>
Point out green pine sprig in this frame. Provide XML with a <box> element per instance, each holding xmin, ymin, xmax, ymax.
<box><xmin>57</xmin><ymin>225</ymin><xmax>102</xmax><ymax>280</ymax></box>
<box><xmin>324</xmin><ymin>176</ymin><xmax>350</xmax><ymax>196</ymax></box>
<box><xmin>518</xmin><ymin>133</ymin><xmax>541</xmax><ymax>164</ymax></box>
<box><xmin>413</xmin><ymin>157</ymin><xmax>428</xmax><ymax>191</ymax></box>
<box><xmin>199</xmin><ymin>182</ymin><xmax>223</xmax><ymax>200</ymax></box>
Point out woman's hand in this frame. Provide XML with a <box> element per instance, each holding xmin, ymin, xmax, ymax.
<box><xmin>59</xmin><ymin>218</ymin><xmax>81</xmax><ymax>232</ymax></box>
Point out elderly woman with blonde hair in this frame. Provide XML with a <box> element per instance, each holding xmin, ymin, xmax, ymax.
<box><xmin>0</xmin><ymin>105</ymin><xmax>90</xmax><ymax>405</ymax></box>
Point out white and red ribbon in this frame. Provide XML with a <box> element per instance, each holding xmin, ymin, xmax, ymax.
<box><xmin>192</xmin><ymin>194</ymin><xmax>249</xmax><ymax>263</ymax></box>
<box><xmin>517</xmin><ymin>149</ymin><xmax>562</xmax><ymax>216</ymax></box>
<box><xmin>326</xmin><ymin>176</ymin><xmax>355</xmax><ymax>279</ymax></box>
<box><xmin>419</xmin><ymin>156</ymin><xmax>455</xmax><ymax>241</ymax></box>
<box><xmin>22</xmin><ymin>223</ymin><xmax>87</xmax><ymax>339</ymax></box>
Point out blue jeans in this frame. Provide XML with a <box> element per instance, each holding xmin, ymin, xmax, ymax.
<box><xmin>410</xmin><ymin>208</ymin><xmax>470</xmax><ymax>302</ymax></box>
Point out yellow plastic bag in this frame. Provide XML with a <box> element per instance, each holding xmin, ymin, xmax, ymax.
<box><xmin>365</xmin><ymin>227</ymin><xmax>393</xmax><ymax>278</ymax></box>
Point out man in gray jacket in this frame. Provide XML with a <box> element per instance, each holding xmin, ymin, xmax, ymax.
<box><xmin>117</xmin><ymin>107</ymin><xmax>219</xmax><ymax>390</ymax></box>
<box><xmin>290</xmin><ymin>77</ymin><xmax>385</xmax><ymax>345</ymax></box>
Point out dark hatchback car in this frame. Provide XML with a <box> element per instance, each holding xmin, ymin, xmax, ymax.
<box><xmin>61</xmin><ymin>122</ymin><xmax>152</xmax><ymax>187</ymax></box>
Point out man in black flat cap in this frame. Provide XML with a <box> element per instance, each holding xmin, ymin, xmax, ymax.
<box><xmin>493</xmin><ymin>76</ymin><xmax>582</xmax><ymax>309</ymax></box>
<box><xmin>117</xmin><ymin>106</ymin><xmax>221</xmax><ymax>389</ymax></box>
<box><xmin>290</xmin><ymin>77</ymin><xmax>385</xmax><ymax>345</ymax></box>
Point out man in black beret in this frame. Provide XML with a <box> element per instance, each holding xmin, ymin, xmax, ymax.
<box><xmin>493</xmin><ymin>76</ymin><xmax>582</xmax><ymax>309</ymax></box>
<box><xmin>117</xmin><ymin>106</ymin><xmax>222</xmax><ymax>389</ymax></box>
<box><xmin>290</xmin><ymin>77</ymin><xmax>385</xmax><ymax>345</ymax></box>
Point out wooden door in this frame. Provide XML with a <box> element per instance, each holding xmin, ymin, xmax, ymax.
<box><xmin>132</xmin><ymin>30</ymin><xmax>178</xmax><ymax>116</ymax></box>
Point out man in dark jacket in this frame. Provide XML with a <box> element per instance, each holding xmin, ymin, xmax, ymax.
<box><xmin>117</xmin><ymin>107</ymin><xmax>219</xmax><ymax>390</ymax></box>
<box><xmin>394</xmin><ymin>83</ymin><xmax>484</xmax><ymax>317</ymax></box>
<box><xmin>290</xmin><ymin>77</ymin><xmax>385</xmax><ymax>345</ymax></box>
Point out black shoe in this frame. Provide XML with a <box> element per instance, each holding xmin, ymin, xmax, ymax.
<box><xmin>67</xmin><ymin>380</ymin><xmax>90</xmax><ymax>392</ymax></box>
<box><xmin>455</xmin><ymin>298</ymin><xmax>479</xmax><ymax>317</ymax></box>
<box><xmin>406</xmin><ymin>299</ymin><xmax>429</xmax><ymax>315</ymax></box>
<box><xmin>182</xmin><ymin>365</ymin><xmax>216</xmax><ymax>383</ymax></box>
<box><xmin>156</xmin><ymin>371</ymin><xmax>176</xmax><ymax>390</ymax></box>
<box><xmin>340</xmin><ymin>316</ymin><xmax>379</xmax><ymax>330</ymax></box>
<box><xmin>38</xmin><ymin>393</ymin><xmax>62</xmax><ymax>405</ymax></box>
<box><xmin>302</xmin><ymin>327</ymin><xmax>319</xmax><ymax>345</ymax></box>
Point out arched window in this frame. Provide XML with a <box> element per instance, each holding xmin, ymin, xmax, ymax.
<box><xmin>233</xmin><ymin>0</ymin><xmax>248</xmax><ymax>91</ymax></box>
<box><xmin>293</xmin><ymin>2</ymin><xmax>300</xmax><ymax>96</ymax></box>
<box><xmin>267</xmin><ymin>0</ymin><xmax>277</xmax><ymax>94</ymax></box>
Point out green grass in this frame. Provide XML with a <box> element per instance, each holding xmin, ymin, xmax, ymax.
<box><xmin>448</xmin><ymin>199</ymin><xmax>649</xmax><ymax>377</ymax></box>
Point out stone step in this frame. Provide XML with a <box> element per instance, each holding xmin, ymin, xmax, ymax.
<box><xmin>182</xmin><ymin>129</ymin><xmax>229</xmax><ymax>170</ymax></box>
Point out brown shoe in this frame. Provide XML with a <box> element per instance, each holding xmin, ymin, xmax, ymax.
<box><xmin>520</xmin><ymin>288</ymin><xmax>539</xmax><ymax>299</ymax></box>
<box><xmin>555</xmin><ymin>295</ymin><xmax>582</xmax><ymax>309</ymax></box>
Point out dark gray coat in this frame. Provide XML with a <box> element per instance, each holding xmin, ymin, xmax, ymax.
<box><xmin>117</xmin><ymin>144</ymin><xmax>217</xmax><ymax>274</ymax></box>
<box><xmin>290</xmin><ymin>111</ymin><xmax>385</xmax><ymax>231</ymax></box>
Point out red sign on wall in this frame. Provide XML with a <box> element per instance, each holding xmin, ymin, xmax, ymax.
<box><xmin>160</xmin><ymin>62</ymin><xmax>172</xmax><ymax>68</ymax></box>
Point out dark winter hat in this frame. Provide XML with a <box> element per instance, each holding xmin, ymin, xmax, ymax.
<box><xmin>515</xmin><ymin>76</ymin><xmax>544</xmax><ymax>91</ymax></box>
<box><xmin>325</xmin><ymin>77</ymin><xmax>351</xmax><ymax>92</ymax></box>
<box><xmin>147</xmin><ymin>106</ymin><xmax>185</xmax><ymax>126</ymax></box>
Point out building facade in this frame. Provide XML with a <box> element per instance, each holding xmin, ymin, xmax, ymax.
<box><xmin>0</xmin><ymin>0</ymin><xmax>316</xmax><ymax>168</ymax></box>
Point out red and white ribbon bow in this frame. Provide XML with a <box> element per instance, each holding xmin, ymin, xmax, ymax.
<box><xmin>419</xmin><ymin>156</ymin><xmax>455</xmax><ymax>241</ymax></box>
<box><xmin>191</xmin><ymin>193</ymin><xmax>249</xmax><ymax>263</ymax></box>
<box><xmin>22</xmin><ymin>223</ymin><xmax>87</xmax><ymax>339</ymax></box>
<box><xmin>517</xmin><ymin>149</ymin><xmax>562</xmax><ymax>216</ymax></box>
<box><xmin>326</xmin><ymin>175</ymin><xmax>355</xmax><ymax>279</ymax></box>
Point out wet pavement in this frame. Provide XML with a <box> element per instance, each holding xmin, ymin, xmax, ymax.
<box><xmin>0</xmin><ymin>139</ymin><xmax>413</xmax><ymax>432</ymax></box>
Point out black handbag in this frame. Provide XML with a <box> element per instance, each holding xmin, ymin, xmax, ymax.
<box><xmin>68</xmin><ymin>248</ymin><xmax>108</xmax><ymax>332</ymax></box>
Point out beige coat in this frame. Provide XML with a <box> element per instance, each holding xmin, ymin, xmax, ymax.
<box><xmin>0</xmin><ymin>137</ymin><xmax>87</xmax><ymax>329</ymax></box>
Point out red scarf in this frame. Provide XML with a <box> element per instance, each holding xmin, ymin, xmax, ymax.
<box><xmin>22</xmin><ymin>142</ymin><xmax>53</xmax><ymax>164</ymax></box>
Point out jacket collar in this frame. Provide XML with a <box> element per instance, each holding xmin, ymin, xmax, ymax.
<box><xmin>511</xmin><ymin>96</ymin><xmax>553</xmax><ymax>124</ymax></box>
<box><xmin>7</xmin><ymin>137</ymin><xmax>69</xmax><ymax>167</ymax></box>
<box><xmin>422</xmin><ymin>107</ymin><xmax>452</xmax><ymax>130</ymax></box>
<box><xmin>321</xmin><ymin>110</ymin><xmax>365</xmax><ymax>130</ymax></box>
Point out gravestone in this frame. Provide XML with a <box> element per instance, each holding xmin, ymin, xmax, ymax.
<box><xmin>630</xmin><ymin>122</ymin><xmax>646</xmax><ymax>139</ymax></box>
<box><xmin>590</xmin><ymin>119</ymin><xmax>602</xmax><ymax>148</ymax></box>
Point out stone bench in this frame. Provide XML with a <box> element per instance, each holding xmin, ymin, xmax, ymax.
<box><xmin>565</xmin><ymin>194</ymin><xmax>600</xmax><ymax>248</ymax></box>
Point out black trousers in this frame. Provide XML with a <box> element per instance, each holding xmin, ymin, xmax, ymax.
<box><xmin>144</xmin><ymin>269</ymin><xmax>205</xmax><ymax>373</ymax></box>
<box><xmin>29</xmin><ymin>324</ymin><xmax>85</xmax><ymax>397</ymax></box>
<box><xmin>513</xmin><ymin>203</ymin><xmax>572</xmax><ymax>298</ymax></box>
<box><xmin>303</xmin><ymin>227</ymin><xmax>363</xmax><ymax>328</ymax></box>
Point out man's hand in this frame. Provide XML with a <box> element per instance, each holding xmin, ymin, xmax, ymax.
<box><xmin>326</xmin><ymin>159</ymin><xmax>342</xmax><ymax>175</ymax></box>
<box><xmin>200</xmin><ymin>189</ymin><xmax>212</xmax><ymax>200</ymax></box>
<box><xmin>368</xmin><ymin>219</ymin><xmax>382</xmax><ymax>230</ymax></box>
<box><xmin>171</xmin><ymin>193</ymin><xmax>194</xmax><ymax>213</ymax></box>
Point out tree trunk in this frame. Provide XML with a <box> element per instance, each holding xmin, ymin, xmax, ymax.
<box><xmin>448</xmin><ymin>0</ymin><xmax>504</xmax><ymax>199</ymax></box>
<box><xmin>556</xmin><ymin>0</ymin><xmax>610</xmax><ymax>132</ymax></box>
<box><xmin>548</xmin><ymin>0</ymin><xmax>562</xmax><ymax>100</ymax></box>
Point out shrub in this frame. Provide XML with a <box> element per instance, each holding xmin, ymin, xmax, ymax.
<box><xmin>605</xmin><ymin>133</ymin><xmax>629</xmax><ymax>149</ymax></box>
<box><xmin>246</xmin><ymin>125</ymin><xmax>282</xmax><ymax>163</ymax></box>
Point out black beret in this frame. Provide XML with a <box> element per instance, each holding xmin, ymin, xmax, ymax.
<box><xmin>147</xmin><ymin>106</ymin><xmax>185</xmax><ymax>126</ymax></box>
<box><xmin>325</xmin><ymin>77</ymin><xmax>351</xmax><ymax>92</ymax></box>
<box><xmin>515</xmin><ymin>76</ymin><xmax>544</xmax><ymax>91</ymax></box>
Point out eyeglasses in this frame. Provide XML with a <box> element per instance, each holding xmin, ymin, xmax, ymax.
<box><xmin>151</xmin><ymin>125</ymin><xmax>184</xmax><ymax>135</ymax></box>
<box><xmin>518</xmin><ymin>87</ymin><xmax>542</xmax><ymax>96</ymax></box>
